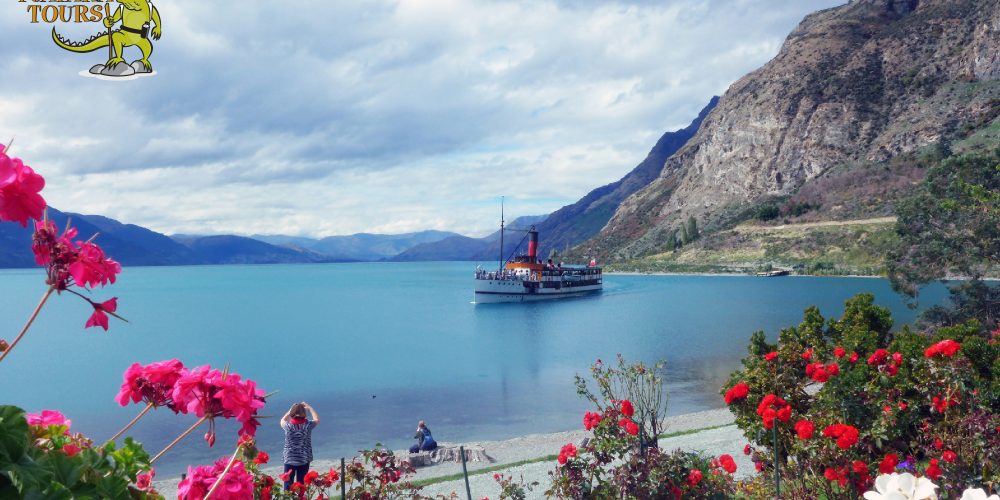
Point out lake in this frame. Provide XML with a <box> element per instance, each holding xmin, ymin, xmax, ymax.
<box><xmin>0</xmin><ymin>262</ymin><xmax>948</xmax><ymax>475</ymax></box>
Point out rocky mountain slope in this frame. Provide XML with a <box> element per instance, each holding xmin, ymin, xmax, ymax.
<box><xmin>532</xmin><ymin>97</ymin><xmax>718</xmax><ymax>257</ymax></box>
<box><xmin>587</xmin><ymin>0</ymin><xmax>1000</xmax><ymax>261</ymax></box>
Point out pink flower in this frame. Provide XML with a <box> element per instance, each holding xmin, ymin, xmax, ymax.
<box><xmin>116</xmin><ymin>359</ymin><xmax>185</xmax><ymax>409</ymax></box>
<box><xmin>69</xmin><ymin>241</ymin><xmax>121</xmax><ymax>289</ymax></box>
<box><xmin>136</xmin><ymin>469</ymin><xmax>155</xmax><ymax>490</ymax></box>
<box><xmin>26</xmin><ymin>409</ymin><xmax>71</xmax><ymax>433</ymax></box>
<box><xmin>178</xmin><ymin>458</ymin><xmax>254</xmax><ymax>500</ymax></box>
<box><xmin>32</xmin><ymin>220</ymin><xmax>78</xmax><ymax>289</ymax></box>
<box><xmin>85</xmin><ymin>297</ymin><xmax>118</xmax><ymax>331</ymax></box>
<box><xmin>0</xmin><ymin>145</ymin><xmax>46</xmax><ymax>227</ymax></box>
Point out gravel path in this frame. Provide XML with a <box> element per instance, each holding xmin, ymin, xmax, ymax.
<box><xmin>155</xmin><ymin>408</ymin><xmax>749</xmax><ymax>498</ymax></box>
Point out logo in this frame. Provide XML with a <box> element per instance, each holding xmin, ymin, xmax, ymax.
<box><xmin>20</xmin><ymin>0</ymin><xmax>162</xmax><ymax>79</ymax></box>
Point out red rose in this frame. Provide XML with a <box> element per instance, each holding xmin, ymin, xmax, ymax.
<box><xmin>794</xmin><ymin>420</ymin><xmax>815</xmax><ymax>440</ymax></box>
<box><xmin>724</xmin><ymin>383</ymin><xmax>749</xmax><ymax>405</ymax></box>
<box><xmin>925</xmin><ymin>339</ymin><xmax>961</xmax><ymax>358</ymax></box>
<box><xmin>718</xmin><ymin>454</ymin><xmax>737</xmax><ymax>474</ymax></box>
<box><xmin>879</xmin><ymin>453</ymin><xmax>898</xmax><ymax>474</ymax></box>
<box><xmin>743</xmin><ymin>443</ymin><xmax>751</xmax><ymax>455</ymax></box>
<box><xmin>625</xmin><ymin>421</ymin><xmax>639</xmax><ymax>436</ymax></box>
<box><xmin>826</xmin><ymin>363</ymin><xmax>840</xmax><ymax>376</ymax></box>
<box><xmin>852</xmin><ymin>460</ymin><xmax>867</xmax><ymax>475</ymax></box>
<box><xmin>849</xmin><ymin>352</ymin><xmax>858</xmax><ymax>363</ymax></box>
<box><xmin>833</xmin><ymin>347</ymin><xmax>846</xmax><ymax>358</ymax></box>
<box><xmin>942</xmin><ymin>450</ymin><xmax>956</xmax><ymax>463</ymax></box>
<box><xmin>934</xmin><ymin>438</ymin><xmax>943</xmax><ymax>450</ymax></box>
<box><xmin>892</xmin><ymin>352</ymin><xmax>902</xmax><ymax>364</ymax></box>
<box><xmin>304</xmin><ymin>470</ymin><xmax>319</xmax><ymax>485</ymax></box>
<box><xmin>925</xmin><ymin>458</ymin><xmax>942</xmax><ymax>480</ymax></box>
<box><xmin>824</xmin><ymin>467</ymin><xmax>838</xmax><ymax>481</ymax></box>
<box><xmin>620</xmin><ymin>400</ymin><xmax>635</xmax><ymax>417</ymax></box>
<box><xmin>802</xmin><ymin>348</ymin><xmax>813</xmax><ymax>360</ymax></box>
<box><xmin>687</xmin><ymin>469</ymin><xmax>703</xmax><ymax>486</ymax></box>
<box><xmin>776</xmin><ymin>405</ymin><xmax>792</xmax><ymax>422</ymax></box>
<box><xmin>764</xmin><ymin>351</ymin><xmax>778</xmax><ymax>362</ymax></box>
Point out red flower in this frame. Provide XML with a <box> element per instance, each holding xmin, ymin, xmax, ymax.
<box><xmin>898</xmin><ymin>401</ymin><xmax>908</xmax><ymax>410</ymax></box>
<box><xmin>892</xmin><ymin>352</ymin><xmax>902</xmax><ymax>364</ymax></box>
<box><xmin>687</xmin><ymin>469</ymin><xmax>703</xmax><ymax>486</ymax></box>
<box><xmin>620</xmin><ymin>399</ymin><xmax>634</xmax><ymax>417</ymax></box>
<box><xmin>84</xmin><ymin>297</ymin><xmax>118</xmax><ymax>331</ymax></box>
<box><xmin>887</xmin><ymin>364</ymin><xmax>899</xmax><ymax>376</ymax></box>
<box><xmin>849</xmin><ymin>352</ymin><xmax>858</xmax><ymax>363</ymax></box>
<box><xmin>626</xmin><ymin>421</ymin><xmax>639</xmax><ymax>436</ymax></box>
<box><xmin>933</xmin><ymin>438</ymin><xmax>943</xmax><ymax>450</ymax></box>
<box><xmin>852</xmin><ymin>460</ymin><xmax>867</xmax><ymax>475</ymax></box>
<box><xmin>755</xmin><ymin>461</ymin><xmax>764</xmax><ymax>472</ymax></box>
<box><xmin>822</xmin><ymin>423</ymin><xmax>859</xmax><ymax>449</ymax></box>
<box><xmin>255</xmin><ymin>451</ymin><xmax>269</xmax><ymax>464</ymax></box>
<box><xmin>718</xmin><ymin>454</ymin><xmax>737</xmax><ymax>474</ymax></box>
<box><xmin>942</xmin><ymin>450</ymin><xmax>956</xmax><ymax>463</ymax></box>
<box><xmin>743</xmin><ymin>443</ymin><xmax>751</xmax><ymax>455</ymax></box>
<box><xmin>62</xmin><ymin>443</ymin><xmax>81</xmax><ymax>457</ymax></box>
<box><xmin>824</xmin><ymin>467</ymin><xmax>838</xmax><ymax>481</ymax></box>
<box><xmin>925</xmin><ymin>458</ymin><xmax>942</xmax><ymax>480</ymax></box>
<box><xmin>764</xmin><ymin>351</ymin><xmax>778</xmax><ymax>362</ymax></box>
<box><xmin>868</xmin><ymin>349</ymin><xmax>889</xmax><ymax>365</ymax></box>
<box><xmin>0</xmin><ymin>146</ymin><xmax>46</xmax><ymax>227</ymax></box>
<box><xmin>833</xmin><ymin>347</ymin><xmax>846</xmax><ymax>358</ymax></box>
<box><xmin>724</xmin><ymin>383</ymin><xmax>749</xmax><ymax>405</ymax></box>
<box><xmin>802</xmin><ymin>348</ymin><xmax>813</xmax><ymax>360</ymax></box>
<box><xmin>136</xmin><ymin>469</ymin><xmax>154</xmax><ymax>490</ymax></box>
<box><xmin>925</xmin><ymin>339</ymin><xmax>961</xmax><ymax>358</ymax></box>
<box><xmin>583</xmin><ymin>411</ymin><xmax>603</xmax><ymax>430</ymax></box>
<box><xmin>826</xmin><ymin>363</ymin><xmax>840</xmax><ymax>376</ymax></box>
<box><xmin>794</xmin><ymin>420</ymin><xmax>815</xmax><ymax>440</ymax></box>
<box><xmin>879</xmin><ymin>453</ymin><xmax>898</xmax><ymax>474</ymax></box>
<box><xmin>557</xmin><ymin>443</ymin><xmax>577</xmax><ymax>465</ymax></box>
<box><xmin>279</xmin><ymin>471</ymin><xmax>291</xmax><ymax>482</ymax></box>
<box><xmin>776</xmin><ymin>405</ymin><xmax>792</xmax><ymax>422</ymax></box>
<box><xmin>304</xmin><ymin>470</ymin><xmax>319</xmax><ymax>484</ymax></box>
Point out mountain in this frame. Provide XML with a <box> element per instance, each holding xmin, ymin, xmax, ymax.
<box><xmin>0</xmin><ymin>208</ymin><xmax>197</xmax><ymax>268</ymax></box>
<box><xmin>392</xmin><ymin>215</ymin><xmax>548</xmax><ymax>262</ymax></box>
<box><xmin>176</xmin><ymin>235</ymin><xmax>331</xmax><ymax>265</ymax></box>
<box><xmin>585</xmin><ymin>0</ymin><xmax>1000</xmax><ymax>261</ymax></box>
<box><xmin>301</xmin><ymin>230</ymin><xmax>461</xmax><ymax>261</ymax></box>
<box><xmin>0</xmin><ymin>210</ymin><xmax>330</xmax><ymax>268</ymax></box>
<box><xmin>532</xmin><ymin>96</ymin><xmax>719</xmax><ymax>258</ymax></box>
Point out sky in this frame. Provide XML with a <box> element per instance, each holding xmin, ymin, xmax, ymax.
<box><xmin>0</xmin><ymin>0</ymin><xmax>844</xmax><ymax>238</ymax></box>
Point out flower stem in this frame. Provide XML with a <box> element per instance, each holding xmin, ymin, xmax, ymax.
<box><xmin>151</xmin><ymin>416</ymin><xmax>208</xmax><ymax>464</ymax></box>
<box><xmin>0</xmin><ymin>286</ymin><xmax>55</xmax><ymax>365</ymax></box>
<box><xmin>204</xmin><ymin>444</ymin><xmax>243</xmax><ymax>500</ymax></box>
<box><xmin>107</xmin><ymin>402</ymin><xmax>154</xmax><ymax>444</ymax></box>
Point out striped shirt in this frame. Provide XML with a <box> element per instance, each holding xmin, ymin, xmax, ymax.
<box><xmin>281</xmin><ymin>420</ymin><xmax>316</xmax><ymax>465</ymax></box>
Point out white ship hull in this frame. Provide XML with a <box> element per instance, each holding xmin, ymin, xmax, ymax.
<box><xmin>473</xmin><ymin>277</ymin><xmax>602</xmax><ymax>303</ymax></box>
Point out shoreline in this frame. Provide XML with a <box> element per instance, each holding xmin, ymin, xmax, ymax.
<box><xmin>153</xmin><ymin>408</ymin><xmax>747</xmax><ymax>498</ymax></box>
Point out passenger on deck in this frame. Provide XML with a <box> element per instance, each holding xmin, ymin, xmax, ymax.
<box><xmin>409</xmin><ymin>420</ymin><xmax>438</xmax><ymax>453</ymax></box>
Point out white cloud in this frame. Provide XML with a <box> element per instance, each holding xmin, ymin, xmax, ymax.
<box><xmin>0</xmin><ymin>0</ymin><xmax>845</xmax><ymax>237</ymax></box>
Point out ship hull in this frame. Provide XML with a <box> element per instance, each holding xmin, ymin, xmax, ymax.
<box><xmin>473</xmin><ymin>278</ymin><xmax>602</xmax><ymax>303</ymax></box>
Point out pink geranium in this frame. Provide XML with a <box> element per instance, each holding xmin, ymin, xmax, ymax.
<box><xmin>171</xmin><ymin>365</ymin><xmax>266</xmax><ymax>443</ymax></box>
<box><xmin>0</xmin><ymin>145</ymin><xmax>46</xmax><ymax>227</ymax></box>
<box><xmin>85</xmin><ymin>297</ymin><xmax>118</xmax><ymax>331</ymax></box>
<box><xmin>26</xmin><ymin>409</ymin><xmax>71</xmax><ymax>434</ymax></box>
<box><xmin>177</xmin><ymin>458</ymin><xmax>254</xmax><ymax>500</ymax></box>
<box><xmin>69</xmin><ymin>240</ymin><xmax>121</xmax><ymax>289</ymax></box>
<box><xmin>115</xmin><ymin>359</ymin><xmax>185</xmax><ymax>409</ymax></box>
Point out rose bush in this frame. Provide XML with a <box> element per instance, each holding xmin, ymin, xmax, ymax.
<box><xmin>723</xmin><ymin>293</ymin><xmax>1000</xmax><ymax>498</ymax></box>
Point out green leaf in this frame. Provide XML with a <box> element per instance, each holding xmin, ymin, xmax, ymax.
<box><xmin>0</xmin><ymin>405</ymin><xmax>30</xmax><ymax>464</ymax></box>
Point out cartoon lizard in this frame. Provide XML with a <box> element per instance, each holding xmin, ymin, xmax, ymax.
<box><xmin>51</xmin><ymin>0</ymin><xmax>162</xmax><ymax>72</ymax></box>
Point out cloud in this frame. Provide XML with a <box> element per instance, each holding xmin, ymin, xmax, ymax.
<box><xmin>0</xmin><ymin>0</ymin><xmax>845</xmax><ymax>237</ymax></box>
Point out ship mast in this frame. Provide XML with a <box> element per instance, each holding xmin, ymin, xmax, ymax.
<box><xmin>499</xmin><ymin>196</ymin><xmax>504</xmax><ymax>269</ymax></box>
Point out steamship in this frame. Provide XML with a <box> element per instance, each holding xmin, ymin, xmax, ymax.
<box><xmin>473</xmin><ymin>225</ymin><xmax>603</xmax><ymax>304</ymax></box>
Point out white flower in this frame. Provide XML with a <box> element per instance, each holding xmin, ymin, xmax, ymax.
<box><xmin>961</xmin><ymin>488</ymin><xmax>1000</xmax><ymax>500</ymax></box>
<box><xmin>863</xmin><ymin>473</ymin><xmax>938</xmax><ymax>500</ymax></box>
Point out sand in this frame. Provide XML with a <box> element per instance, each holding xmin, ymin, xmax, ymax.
<box><xmin>154</xmin><ymin>408</ymin><xmax>753</xmax><ymax>499</ymax></box>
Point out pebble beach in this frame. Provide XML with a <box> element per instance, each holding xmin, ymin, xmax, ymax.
<box><xmin>155</xmin><ymin>408</ymin><xmax>752</xmax><ymax>499</ymax></box>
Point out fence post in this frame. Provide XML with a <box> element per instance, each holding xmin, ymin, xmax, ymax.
<box><xmin>340</xmin><ymin>457</ymin><xmax>346</xmax><ymax>500</ymax></box>
<box><xmin>773</xmin><ymin>425</ymin><xmax>781</xmax><ymax>496</ymax></box>
<box><xmin>460</xmin><ymin>445</ymin><xmax>472</xmax><ymax>500</ymax></box>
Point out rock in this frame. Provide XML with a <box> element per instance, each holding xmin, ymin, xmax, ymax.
<box><xmin>100</xmin><ymin>62</ymin><xmax>135</xmax><ymax>77</ymax></box>
<box><xmin>88</xmin><ymin>64</ymin><xmax>104</xmax><ymax>75</ymax></box>
<box><xmin>130</xmin><ymin>61</ymin><xmax>151</xmax><ymax>74</ymax></box>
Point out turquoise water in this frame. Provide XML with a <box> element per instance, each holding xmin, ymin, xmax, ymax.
<box><xmin>0</xmin><ymin>262</ymin><xmax>947</xmax><ymax>475</ymax></box>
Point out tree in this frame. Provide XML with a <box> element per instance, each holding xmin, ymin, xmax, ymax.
<box><xmin>888</xmin><ymin>149</ymin><xmax>1000</xmax><ymax>297</ymax></box>
<box><xmin>686</xmin><ymin>216</ymin><xmax>699</xmax><ymax>242</ymax></box>
<box><xmin>681</xmin><ymin>225</ymin><xmax>690</xmax><ymax>245</ymax></box>
<box><xmin>665</xmin><ymin>230</ymin><xmax>677</xmax><ymax>251</ymax></box>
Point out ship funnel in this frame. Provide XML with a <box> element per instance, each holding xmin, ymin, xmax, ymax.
<box><xmin>527</xmin><ymin>229</ymin><xmax>538</xmax><ymax>260</ymax></box>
